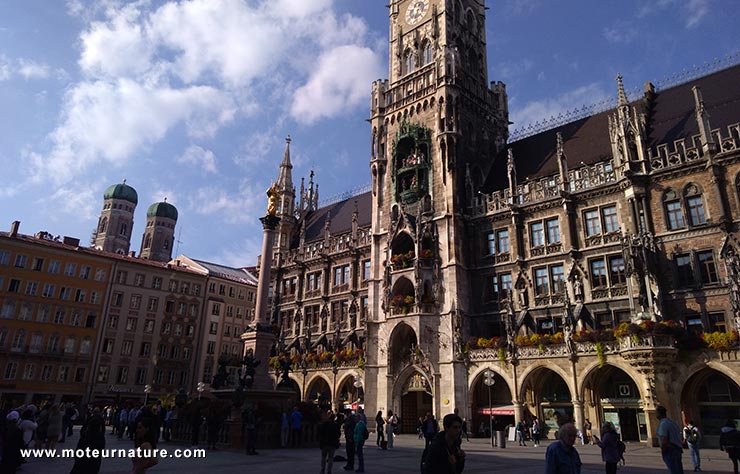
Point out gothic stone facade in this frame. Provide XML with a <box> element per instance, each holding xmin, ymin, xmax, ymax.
<box><xmin>267</xmin><ymin>0</ymin><xmax>740</xmax><ymax>446</ymax></box>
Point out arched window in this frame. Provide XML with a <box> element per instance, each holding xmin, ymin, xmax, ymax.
<box><xmin>99</xmin><ymin>217</ymin><xmax>108</xmax><ymax>233</ymax></box>
<box><xmin>663</xmin><ymin>189</ymin><xmax>685</xmax><ymax>230</ymax></box>
<box><xmin>684</xmin><ymin>184</ymin><xmax>706</xmax><ymax>226</ymax></box>
<box><xmin>120</xmin><ymin>222</ymin><xmax>128</xmax><ymax>236</ymax></box>
<box><xmin>421</xmin><ymin>40</ymin><xmax>433</xmax><ymax>65</ymax></box>
<box><xmin>466</xmin><ymin>10</ymin><xmax>476</xmax><ymax>32</ymax></box>
<box><xmin>144</xmin><ymin>234</ymin><xmax>152</xmax><ymax>249</ymax></box>
<box><xmin>163</xmin><ymin>238</ymin><xmax>169</xmax><ymax>250</ymax></box>
<box><xmin>403</xmin><ymin>49</ymin><xmax>415</xmax><ymax>75</ymax></box>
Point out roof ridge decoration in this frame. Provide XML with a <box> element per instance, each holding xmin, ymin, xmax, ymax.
<box><xmin>509</xmin><ymin>50</ymin><xmax>740</xmax><ymax>143</ymax></box>
<box><xmin>317</xmin><ymin>183</ymin><xmax>372</xmax><ymax>208</ymax></box>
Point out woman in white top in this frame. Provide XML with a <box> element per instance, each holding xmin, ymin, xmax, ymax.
<box><xmin>385</xmin><ymin>410</ymin><xmax>398</xmax><ymax>449</ymax></box>
<box><xmin>19</xmin><ymin>409</ymin><xmax>39</xmax><ymax>448</ymax></box>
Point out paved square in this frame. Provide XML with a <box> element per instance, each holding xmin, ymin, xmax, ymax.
<box><xmin>20</xmin><ymin>433</ymin><xmax>737</xmax><ymax>473</ymax></box>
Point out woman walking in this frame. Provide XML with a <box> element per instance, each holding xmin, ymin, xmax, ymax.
<box><xmin>386</xmin><ymin>410</ymin><xmax>398</xmax><ymax>449</ymax></box>
<box><xmin>597</xmin><ymin>422</ymin><xmax>620</xmax><ymax>474</ymax></box>
<box><xmin>69</xmin><ymin>408</ymin><xmax>106</xmax><ymax>474</ymax></box>
<box><xmin>46</xmin><ymin>405</ymin><xmax>64</xmax><ymax>450</ymax></box>
<box><xmin>131</xmin><ymin>416</ymin><xmax>158</xmax><ymax>474</ymax></box>
<box><xmin>375</xmin><ymin>411</ymin><xmax>385</xmax><ymax>448</ymax></box>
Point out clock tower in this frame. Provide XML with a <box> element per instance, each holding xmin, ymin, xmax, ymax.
<box><xmin>366</xmin><ymin>0</ymin><xmax>509</xmax><ymax>425</ymax></box>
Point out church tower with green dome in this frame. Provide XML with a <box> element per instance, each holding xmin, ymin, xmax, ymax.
<box><xmin>140</xmin><ymin>199</ymin><xmax>178</xmax><ymax>262</ymax></box>
<box><xmin>93</xmin><ymin>180</ymin><xmax>138</xmax><ymax>254</ymax></box>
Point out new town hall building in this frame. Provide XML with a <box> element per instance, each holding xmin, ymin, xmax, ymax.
<box><xmin>265</xmin><ymin>0</ymin><xmax>740</xmax><ymax>446</ymax></box>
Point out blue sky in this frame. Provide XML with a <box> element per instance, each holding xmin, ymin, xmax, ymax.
<box><xmin>1</xmin><ymin>0</ymin><xmax>739</xmax><ymax>267</ymax></box>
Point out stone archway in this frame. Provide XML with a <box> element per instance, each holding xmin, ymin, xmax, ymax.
<box><xmin>681</xmin><ymin>367</ymin><xmax>740</xmax><ymax>446</ymax></box>
<box><xmin>388</xmin><ymin>322</ymin><xmax>417</xmax><ymax>374</ymax></box>
<box><xmin>469</xmin><ymin>369</ymin><xmax>513</xmax><ymax>437</ymax></box>
<box><xmin>336</xmin><ymin>374</ymin><xmax>364</xmax><ymax>410</ymax></box>
<box><xmin>582</xmin><ymin>364</ymin><xmax>645</xmax><ymax>442</ymax></box>
<box><xmin>306</xmin><ymin>375</ymin><xmax>332</xmax><ymax>410</ymax></box>
<box><xmin>520</xmin><ymin>366</ymin><xmax>573</xmax><ymax>439</ymax></box>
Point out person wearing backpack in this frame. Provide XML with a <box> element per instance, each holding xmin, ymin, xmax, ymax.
<box><xmin>683</xmin><ymin>420</ymin><xmax>702</xmax><ymax>472</ymax></box>
<box><xmin>597</xmin><ymin>421</ymin><xmax>620</xmax><ymax>474</ymax></box>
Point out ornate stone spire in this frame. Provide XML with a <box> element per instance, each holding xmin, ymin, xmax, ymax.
<box><xmin>507</xmin><ymin>148</ymin><xmax>517</xmax><ymax>204</ymax></box>
<box><xmin>277</xmin><ymin>135</ymin><xmax>293</xmax><ymax>192</ymax></box>
<box><xmin>556</xmin><ymin>132</ymin><xmax>569</xmax><ymax>191</ymax></box>
<box><xmin>692</xmin><ymin>85</ymin><xmax>717</xmax><ymax>156</ymax></box>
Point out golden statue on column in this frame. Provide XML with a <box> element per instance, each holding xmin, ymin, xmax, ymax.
<box><xmin>266</xmin><ymin>182</ymin><xmax>279</xmax><ymax>216</ymax></box>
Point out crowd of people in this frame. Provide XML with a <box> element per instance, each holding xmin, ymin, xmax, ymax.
<box><xmin>0</xmin><ymin>401</ymin><xmax>164</xmax><ymax>474</ymax></box>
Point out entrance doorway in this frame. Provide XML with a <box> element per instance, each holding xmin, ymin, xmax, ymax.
<box><xmin>399</xmin><ymin>371</ymin><xmax>433</xmax><ymax>434</ymax></box>
<box><xmin>401</xmin><ymin>391</ymin><xmax>433</xmax><ymax>433</ymax></box>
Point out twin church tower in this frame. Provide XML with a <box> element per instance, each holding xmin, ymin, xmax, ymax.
<box><xmin>91</xmin><ymin>181</ymin><xmax>178</xmax><ymax>262</ymax></box>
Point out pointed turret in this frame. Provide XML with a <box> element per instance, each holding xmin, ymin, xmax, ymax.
<box><xmin>556</xmin><ymin>132</ymin><xmax>569</xmax><ymax>191</ymax></box>
<box><xmin>692</xmin><ymin>86</ymin><xmax>717</xmax><ymax>157</ymax></box>
<box><xmin>274</xmin><ymin>136</ymin><xmax>297</xmax><ymax>253</ymax></box>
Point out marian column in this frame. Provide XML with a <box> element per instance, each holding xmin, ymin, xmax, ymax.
<box><xmin>241</xmin><ymin>182</ymin><xmax>280</xmax><ymax>391</ymax></box>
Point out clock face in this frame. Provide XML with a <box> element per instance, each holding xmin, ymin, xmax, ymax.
<box><xmin>405</xmin><ymin>0</ymin><xmax>430</xmax><ymax>26</ymax></box>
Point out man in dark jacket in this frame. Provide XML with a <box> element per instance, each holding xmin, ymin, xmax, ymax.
<box><xmin>422</xmin><ymin>412</ymin><xmax>439</xmax><ymax>448</ymax></box>
<box><xmin>421</xmin><ymin>414</ymin><xmax>466</xmax><ymax>474</ymax></box>
<box><xmin>343</xmin><ymin>412</ymin><xmax>357</xmax><ymax>471</ymax></box>
<box><xmin>318</xmin><ymin>411</ymin><xmax>341</xmax><ymax>474</ymax></box>
<box><xmin>545</xmin><ymin>423</ymin><xmax>582</xmax><ymax>474</ymax></box>
<box><xmin>720</xmin><ymin>420</ymin><xmax>740</xmax><ymax>474</ymax></box>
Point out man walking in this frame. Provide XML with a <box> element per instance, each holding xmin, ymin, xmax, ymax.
<box><xmin>656</xmin><ymin>405</ymin><xmax>684</xmax><ymax>474</ymax></box>
<box><xmin>683</xmin><ymin>420</ymin><xmax>702</xmax><ymax>472</ymax></box>
<box><xmin>290</xmin><ymin>406</ymin><xmax>303</xmax><ymax>447</ymax></box>
<box><xmin>343</xmin><ymin>412</ymin><xmax>357</xmax><ymax>471</ymax></box>
<box><xmin>423</xmin><ymin>412</ymin><xmax>438</xmax><ymax>448</ymax></box>
<box><xmin>353</xmin><ymin>412</ymin><xmax>367</xmax><ymax>473</ymax></box>
<box><xmin>318</xmin><ymin>411</ymin><xmax>341</xmax><ymax>474</ymax></box>
<box><xmin>545</xmin><ymin>423</ymin><xmax>582</xmax><ymax>474</ymax></box>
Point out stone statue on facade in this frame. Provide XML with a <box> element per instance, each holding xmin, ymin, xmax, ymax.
<box><xmin>726</xmin><ymin>250</ymin><xmax>740</xmax><ymax>330</ymax></box>
<box><xmin>562</xmin><ymin>297</ymin><xmax>577</xmax><ymax>357</ymax></box>
<box><xmin>277</xmin><ymin>357</ymin><xmax>292</xmax><ymax>388</ymax></box>
<box><xmin>266</xmin><ymin>182</ymin><xmax>279</xmax><ymax>216</ymax></box>
<box><xmin>212</xmin><ymin>358</ymin><xmax>230</xmax><ymax>389</ymax></box>
<box><xmin>572</xmin><ymin>277</ymin><xmax>584</xmax><ymax>303</ymax></box>
<box><xmin>505</xmin><ymin>299</ymin><xmax>517</xmax><ymax>358</ymax></box>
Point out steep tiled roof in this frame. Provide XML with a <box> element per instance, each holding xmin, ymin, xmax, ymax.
<box><xmin>302</xmin><ymin>191</ymin><xmax>372</xmax><ymax>243</ymax></box>
<box><xmin>192</xmin><ymin>259</ymin><xmax>258</xmax><ymax>285</ymax></box>
<box><xmin>482</xmin><ymin>63</ymin><xmax>740</xmax><ymax>192</ymax></box>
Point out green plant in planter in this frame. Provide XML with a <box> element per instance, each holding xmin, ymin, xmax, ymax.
<box><xmin>497</xmin><ymin>347</ymin><xmax>506</xmax><ymax>363</ymax></box>
<box><xmin>595</xmin><ymin>341</ymin><xmax>607</xmax><ymax>368</ymax></box>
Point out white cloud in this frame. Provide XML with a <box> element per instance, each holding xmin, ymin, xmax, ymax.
<box><xmin>30</xmin><ymin>0</ymin><xmax>380</xmax><ymax>184</ymax></box>
<box><xmin>17</xmin><ymin>58</ymin><xmax>51</xmax><ymax>79</ymax></box>
<box><xmin>291</xmin><ymin>45</ymin><xmax>383</xmax><ymax>124</ymax></box>
<box><xmin>685</xmin><ymin>0</ymin><xmax>710</xmax><ymax>28</ymax></box>
<box><xmin>509</xmin><ymin>83</ymin><xmax>610</xmax><ymax>131</ymax></box>
<box><xmin>603</xmin><ymin>21</ymin><xmax>637</xmax><ymax>44</ymax></box>
<box><xmin>0</xmin><ymin>55</ymin><xmax>10</xmax><ymax>81</ymax></box>
<box><xmin>42</xmin><ymin>183</ymin><xmax>99</xmax><ymax>222</ymax></box>
<box><xmin>498</xmin><ymin>59</ymin><xmax>534</xmax><ymax>80</ymax></box>
<box><xmin>177</xmin><ymin>145</ymin><xmax>217</xmax><ymax>173</ymax></box>
<box><xmin>30</xmin><ymin>79</ymin><xmax>236</xmax><ymax>183</ymax></box>
<box><xmin>188</xmin><ymin>181</ymin><xmax>263</xmax><ymax>224</ymax></box>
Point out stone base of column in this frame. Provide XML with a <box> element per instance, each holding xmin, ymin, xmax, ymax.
<box><xmin>242</xmin><ymin>330</ymin><xmax>277</xmax><ymax>391</ymax></box>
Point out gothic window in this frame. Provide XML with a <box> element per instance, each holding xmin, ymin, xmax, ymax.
<box><xmin>546</xmin><ymin>218</ymin><xmax>561</xmax><ymax>244</ymax></box>
<box><xmin>601</xmin><ymin>206</ymin><xmax>619</xmax><ymax>232</ymax></box>
<box><xmin>496</xmin><ymin>229</ymin><xmax>510</xmax><ymax>253</ymax></box>
<box><xmin>584</xmin><ymin>210</ymin><xmax>601</xmax><ymax>236</ymax></box>
<box><xmin>550</xmin><ymin>265</ymin><xmax>565</xmax><ymax>294</ymax></box>
<box><xmin>609</xmin><ymin>256</ymin><xmax>626</xmax><ymax>285</ymax></box>
<box><xmin>534</xmin><ymin>268</ymin><xmax>549</xmax><ymax>296</ymax></box>
<box><xmin>697</xmin><ymin>250</ymin><xmax>718</xmax><ymax>284</ymax></box>
<box><xmin>590</xmin><ymin>259</ymin><xmax>607</xmax><ymax>288</ymax></box>
<box><xmin>99</xmin><ymin>217</ymin><xmax>107</xmax><ymax>233</ymax></box>
<box><xmin>421</xmin><ymin>40</ymin><xmax>433</xmax><ymax>65</ymax></box>
<box><xmin>120</xmin><ymin>222</ymin><xmax>127</xmax><ymax>236</ymax></box>
<box><xmin>529</xmin><ymin>222</ymin><xmax>544</xmax><ymax>248</ymax></box>
<box><xmin>684</xmin><ymin>184</ymin><xmax>706</xmax><ymax>226</ymax></box>
<box><xmin>403</xmin><ymin>49</ymin><xmax>415</xmax><ymax>76</ymax></box>
<box><xmin>663</xmin><ymin>189</ymin><xmax>686</xmax><ymax>230</ymax></box>
<box><xmin>144</xmin><ymin>234</ymin><xmax>152</xmax><ymax>249</ymax></box>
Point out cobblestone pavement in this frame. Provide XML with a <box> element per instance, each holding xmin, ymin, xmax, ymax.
<box><xmin>19</xmin><ymin>433</ymin><xmax>737</xmax><ymax>473</ymax></box>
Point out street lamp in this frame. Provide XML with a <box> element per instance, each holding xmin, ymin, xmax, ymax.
<box><xmin>197</xmin><ymin>382</ymin><xmax>206</xmax><ymax>400</ymax></box>
<box><xmin>144</xmin><ymin>384</ymin><xmax>152</xmax><ymax>405</ymax></box>
<box><xmin>483</xmin><ymin>369</ymin><xmax>496</xmax><ymax>448</ymax></box>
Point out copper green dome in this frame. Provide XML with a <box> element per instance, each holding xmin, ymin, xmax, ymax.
<box><xmin>147</xmin><ymin>200</ymin><xmax>178</xmax><ymax>221</ymax></box>
<box><xmin>104</xmin><ymin>181</ymin><xmax>138</xmax><ymax>204</ymax></box>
